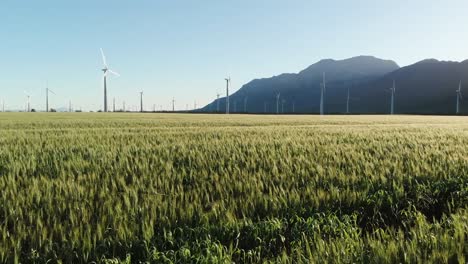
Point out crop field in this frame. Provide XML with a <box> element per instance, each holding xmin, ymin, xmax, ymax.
<box><xmin>1</xmin><ymin>113</ymin><xmax>468</xmax><ymax>263</ymax></box>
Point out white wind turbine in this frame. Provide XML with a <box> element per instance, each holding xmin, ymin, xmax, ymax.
<box><xmin>46</xmin><ymin>82</ymin><xmax>57</xmax><ymax>112</ymax></box>
<box><xmin>24</xmin><ymin>91</ymin><xmax>31</xmax><ymax>112</ymax></box>
<box><xmin>100</xmin><ymin>48</ymin><xmax>120</xmax><ymax>112</ymax></box>
<box><xmin>456</xmin><ymin>80</ymin><xmax>463</xmax><ymax>114</ymax></box>
<box><xmin>276</xmin><ymin>93</ymin><xmax>281</xmax><ymax>114</ymax></box>
<box><xmin>225</xmin><ymin>77</ymin><xmax>231</xmax><ymax>114</ymax></box>
<box><xmin>320</xmin><ymin>72</ymin><xmax>326</xmax><ymax>115</ymax></box>
<box><xmin>389</xmin><ymin>80</ymin><xmax>396</xmax><ymax>115</ymax></box>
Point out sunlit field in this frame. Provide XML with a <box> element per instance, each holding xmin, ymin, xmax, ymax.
<box><xmin>1</xmin><ymin>113</ymin><xmax>467</xmax><ymax>263</ymax></box>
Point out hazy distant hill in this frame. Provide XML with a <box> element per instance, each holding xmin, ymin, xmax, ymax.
<box><xmin>201</xmin><ymin>56</ymin><xmax>399</xmax><ymax>113</ymax></box>
<box><xmin>200</xmin><ymin>56</ymin><xmax>468</xmax><ymax>114</ymax></box>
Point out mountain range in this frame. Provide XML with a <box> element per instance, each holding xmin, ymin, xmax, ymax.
<box><xmin>200</xmin><ymin>56</ymin><xmax>468</xmax><ymax>114</ymax></box>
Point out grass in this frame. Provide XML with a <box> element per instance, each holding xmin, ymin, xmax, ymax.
<box><xmin>0</xmin><ymin>113</ymin><xmax>467</xmax><ymax>263</ymax></box>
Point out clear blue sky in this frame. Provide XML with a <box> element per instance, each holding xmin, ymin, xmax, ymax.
<box><xmin>0</xmin><ymin>0</ymin><xmax>467</xmax><ymax>111</ymax></box>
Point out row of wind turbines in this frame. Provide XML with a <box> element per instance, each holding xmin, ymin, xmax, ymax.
<box><xmin>4</xmin><ymin>49</ymin><xmax>464</xmax><ymax>114</ymax></box>
<box><xmin>218</xmin><ymin>73</ymin><xmax>464</xmax><ymax>115</ymax></box>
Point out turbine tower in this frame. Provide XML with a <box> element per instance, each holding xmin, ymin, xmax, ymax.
<box><xmin>140</xmin><ymin>92</ymin><xmax>143</xmax><ymax>112</ymax></box>
<box><xmin>172</xmin><ymin>98</ymin><xmax>175</xmax><ymax>112</ymax></box>
<box><xmin>225</xmin><ymin>77</ymin><xmax>231</xmax><ymax>114</ymax></box>
<box><xmin>390</xmin><ymin>80</ymin><xmax>396</xmax><ymax>115</ymax></box>
<box><xmin>276</xmin><ymin>93</ymin><xmax>280</xmax><ymax>114</ymax></box>
<box><xmin>216</xmin><ymin>94</ymin><xmax>220</xmax><ymax>112</ymax></box>
<box><xmin>320</xmin><ymin>72</ymin><xmax>326</xmax><ymax>115</ymax></box>
<box><xmin>346</xmin><ymin>86</ymin><xmax>350</xmax><ymax>114</ymax></box>
<box><xmin>244</xmin><ymin>96</ymin><xmax>248</xmax><ymax>113</ymax></box>
<box><xmin>456</xmin><ymin>80</ymin><xmax>463</xmax><ymax>114</ymax></box>
<box><xmin>100</xmin><ymin>48</ymin><xmax>120</xmax><ymax>112</ymax></box>
<box><xmin>45</xmin><ymin>82</ymin><xmax>56</xmax><ymax>112</ymax></box>
<box><xmin>113</xmin><ymin>97</ymin><xmax>116</xmax><ymax>112</ymax></box>
<box><xmin>24</xmin><ymin>91</ymin><xmax>31</xmax><ymax>112</ymax></box>
<box><xmin>264</xmin><ymin>102</ymin><xmax>267</xmax><ymax>113</ymax></box>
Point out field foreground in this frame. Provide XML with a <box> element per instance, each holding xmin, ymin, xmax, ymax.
<box><xmin>1</xmin><ymin>113</ymin><xmax>468</xmax><ymax>263</ymax></box>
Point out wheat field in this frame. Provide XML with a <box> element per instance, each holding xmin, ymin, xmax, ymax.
<box><xmin>0</xmin><ymin>113</ymin><xmax>467</xmax><ymax>263</ymax></box>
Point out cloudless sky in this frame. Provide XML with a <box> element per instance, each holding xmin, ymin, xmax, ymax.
<box><xmin>0</xmin><ymin>0</ymin><xmax>467</xmax><ymax>111</ymax></box>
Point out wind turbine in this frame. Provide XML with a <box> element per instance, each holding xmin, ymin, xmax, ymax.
<box><xmin>320</xmin><ymin>72</ymin><xmax>326</xmax><ymax>115</ymax></box>
<box><xmin>140</xmin><ymin>91</ymin><xmax>144</xmax><ymax>112</ymax></box>
<box><xmin>346</xmin><ymin>86</ymin><xmax>350</xmax><ymax>114</ymax></box>
<box><xmin>276</xmin><ymin>93</ymin><xmax>280</xmax><ymax>114</ymax></box>
<box><xmin>100</xmin><ymin>48</ymin><xmax>120</xmax><ymax>112</ymax></box>
<box><xmin>113</xmin><ymin>97</ymin><xmax>116</xmax><ymax>112</ymax></box>
<box><xmin>282</xmin><ymin>99</ymin><xmax>285</xmax><ymax>113</ymax></box>
<box><xmin>389</xmin><ymin>80</ymin><xmax>396</xmax><ymax>115</ymax></box>
<box><xmin>24</xmin><ymin>91</ymin><xmax>31</xmax><ymax>112</ymax></box>
<box><xmin>456</xmin><ymin>80</ymin><xmax>463</xmax><ymax>114</ymax></box>
<box><xmin>45</xmin><ymin>83</ymin><xmax>56</xmax><ymax>112</ymax></box>
<box><xmin>225</xmin><ymin>78</ymin><xmax>231</xmax><ymax>114</ymax></box>
<box><xmin>244</xmin><ymin>96</ymin><xmax>248</xmax><ymax>113</ymax></box>
<box><xmin>264</xmin><ymin>102</ymin><xmax>267</xmax><ymax>113</ymax></box>
<box><xmin>293</xmin><ymin>101</ymin><xmax>295</xmax><ymax>113</ymax></box>
<box><xmin>216</xmin><ymin>93</ymin><xmax>220</xmax><ymax>112</ymax></box>
<box><xmin>172</xmin><ymin>98</ymin><xmax>175</xmax><ymax>112</ymax></box>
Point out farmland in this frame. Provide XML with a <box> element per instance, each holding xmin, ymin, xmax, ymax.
<box><xmin>1</xmin><ymin>113</ymin><xmax>468</xmax><ymax>263</ymax></box>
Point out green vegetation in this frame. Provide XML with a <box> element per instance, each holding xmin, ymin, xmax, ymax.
<box><xmin>1</xmin><ymin>113</ymin><xmax>468</xmax><ymax>263</ymax></box>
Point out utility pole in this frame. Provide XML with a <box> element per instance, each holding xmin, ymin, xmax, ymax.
<box><xmin>140</xmin><ymin>92</ymin><xmax>143</xmax><ymax>112</ymax></box>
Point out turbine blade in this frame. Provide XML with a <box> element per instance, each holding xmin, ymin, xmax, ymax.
<box><xmin>48</xmin><ymin>89</ymin><xmax>57</xmax><ymax>95</ymax></box>
<box><xmin>108</xmin><ymin>69</ymin><xmax>120</xmax><ymax>77</ymax></box>
<box><xmin>100</xmin><ymin>48</ymin><xmax>108</xmax><ymax>67</ymax></box>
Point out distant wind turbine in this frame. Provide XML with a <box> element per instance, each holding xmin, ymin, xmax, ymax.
<box><xmin>276</xmin><ymin>93</ymin><xmax>280</xmax><ymax>114</ymax></box>
<box><xmin>100</xmin><ymin>48</ymin><xmax>120</xmax><ymax>112</ymax></box>
<box><xmin>456</xmin><ymin>80</ymin><xmax>463</xmax><ymax>114</ymax></box>
<box><xmin>244</xmin><ymin>96</ymin><xmax>248</xmax><ymax>113</ymax></box>
<box><xmin>172</xmin><ymin>98</ymin><xmax>175</xmax><ymax>112</ymax></box>
<box><xmin>24</xmin><ymin>91</ymin><xmax>31</xmax><ymax>112</ymax></box>
<box><xmin>45</xmin><ymin>82</ymin><xmax>56</xmax><ymax>112</ymax></box>
<box><xmin>216</xmin><ymin>93</ymin><xmax>220</xmax><ymax>112</ymax></box>
<box><xmin>320</xmin><ymin>72</ymin><xmax>326</xmax><ymax>115</ymax></box>
<box><xmin>140</xmin><ymin>91</ymin><xmax>144</xmax><ymax>112</ymax></box>
<box><xmin>389</xmin><ymin>80</ymin><xmax>396</xmax><ymax>115</ymax></box>
<box><xmin>225</xmin><ymin>77</ymin><xmax>231</xmax><ymax>114</ymax></box>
